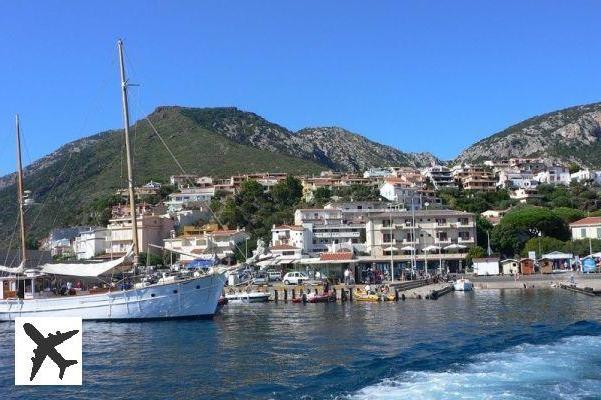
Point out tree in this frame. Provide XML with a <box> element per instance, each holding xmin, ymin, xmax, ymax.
<box><xmin>466</xmin><ymin>245</ymin><xmax>486</xmax><ymax>265</ymax></box>
<box><xmin>564</xmin><ymin>239</ymin><xmax>601</xmax><ymax>257</ymax></box>
<box><xmin>270</xmin><ymin>176</ymin><xmax>303</xmax><ymax>208</ymax></box>
<box><xmin>313</xmin><ymin>187</ymin><xmax>332</xmax><ymax>205</ymax></box>
<box><xmin>475</xmin><ymin>215</ymin><xmax>493</xmax><ymax>249</ymax></box>
<box><xmin>552</xmin><ymin>207</ymin><xmax>585</xmax><ymax>224</ymax></box>
<box><xmin>522</xmin><ymin>236</ymin><xmax>565</xmax><ymax>257</ymax></box>
<box><xmin>491</xmin><ymin>206</ymin><xmax>570</xmax><ymax>257</ymax></box>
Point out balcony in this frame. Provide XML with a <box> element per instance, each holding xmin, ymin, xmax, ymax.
<box><xmin>313</xmin><ymin>231</ymin><xmax>361</xmax><ymax>239</ymax></box>
<box><xmin>458</xmin><ymin>237</ymin><xmax>475</xmax><ymax>243</ymax></box>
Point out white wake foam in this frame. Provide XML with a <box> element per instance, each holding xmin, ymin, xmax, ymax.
<box><xmin>350</xmin><ymin>335</ymin><xmax>601</xmax><ymax>400</ymax></box>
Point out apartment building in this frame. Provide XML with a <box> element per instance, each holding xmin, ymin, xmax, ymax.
<box><xmin>497</xmin><ymin>169</ymin><xmax>538</xmax><ymax>189</ymax></box>
<box><xmin>422</xmin><ymin>166</ymin><xmax>456</xmax><ymax>190</ymax></box>
<box><xmin>74</xmin><ymin>227</ymin><xmax>109</xmax><ymax>260</ymax></box>
<box><xmin>452</xmin><ymin>165</ymin><xmax>496</xmax><ymax>192</ymax></box>
<box><xmin>365</xmin><ymin>209</ymin><xmax>476</xmax><ymax>271</ymax></box>
<box><xmin>165</xmin><ymin>187</ymin><xmax>215</xmax><ymax>212</ymax></box>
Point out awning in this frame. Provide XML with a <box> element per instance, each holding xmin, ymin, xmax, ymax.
<box><xmin>423</xmin><ymin>245</ymin><xmax>441</xmax><ymax>252</ymax></box>
<box><xmin>444</xmin><ymin>244</ymin><xmax>467</xmax><ymax>250</ymax></box>
<box><xmin>541</xmin><ymin>251</ymin><xmax>574</xmax><ymax>260</ymax></box>
<box><xmin>40</xmin><ymin>247</ymin><xmax>133</xmax><ymax>278</ymax></box>
<box><xmin>0</xmin><ymin>261</ymin><xmax>24</xmax><ymax>275</ymax></box>
<box><xmin>383</xmin><ymin>246</ymin><xmax>398</xmax><ymax>252</ymax></box>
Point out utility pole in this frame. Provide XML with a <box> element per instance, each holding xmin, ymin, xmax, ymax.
<box><xmin>117</xmin><ymin>39</ymin><xmax>139</xmax><ymax>266</ymax></box>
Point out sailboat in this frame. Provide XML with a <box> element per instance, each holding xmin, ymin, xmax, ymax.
<box><xmin>0</xmin><ymin>40</ymin><xmax>226</xmax><ymax>321</ymax></box>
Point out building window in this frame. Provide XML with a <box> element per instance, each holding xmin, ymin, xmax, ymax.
<box><xmin>438</xmin><ymin>232</ymin><xmax>448</xmax><ymax>241</ymax></box>
<box><xmin>458</xmin><ymin>217</ymin><xmax>469</xmax><ymax>226</ymax></box>
<box><xmin>581</xmin><ymin>228</ymin><xmax>587</xmax><ymax>238</ymax></box>
<box><xmin>459</xmin><ymin>231</ymin><xmax>470</xmax><ymax>240</ymax></box>
<box><xmin>383</xmin><ymin>219</ymin><xmax>391</xmax><ymax>227</ymax></box>
<box><xmin>383</xmin><ymin>233</ymin><xmax>392</xmax><ymax>243</ymax></box>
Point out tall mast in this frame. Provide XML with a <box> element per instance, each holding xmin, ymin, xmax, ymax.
<box><xmin>15</xmin><ymin>114</ymin><xmax>27</xmax><ymax>266</ymax></box>
<box><xmin>117</xmin><ymin>39</ymin><xmax>139</xmax><ymax>265</ymax></box>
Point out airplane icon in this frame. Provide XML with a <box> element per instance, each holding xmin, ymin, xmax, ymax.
<box><xmin>23</xmin><ymin>322</ymin><xmax>79</xmax><ymax>381</ymax></box>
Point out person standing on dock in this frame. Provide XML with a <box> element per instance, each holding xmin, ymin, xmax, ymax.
<box><xmin>344</xmin><ymin>268</ymin><xmax>351</xmax><ymax>285</ymax></box>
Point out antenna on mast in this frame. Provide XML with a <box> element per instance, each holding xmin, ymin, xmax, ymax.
<box><xmin>117</xmin><ymin>39</ymin><xmax>140</xmax><ymax>266</ymax></box>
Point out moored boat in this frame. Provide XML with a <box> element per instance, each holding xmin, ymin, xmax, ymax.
<box><xmin>454</xmin><ymin>278</ymin><xmax>474</xmax><ymax>291</ymax></box>
<box><xmin>0</xmin><ymin>40</ymin><xmax>227</xmax><ymax>321</ymax></box>
<box><xmin>225</xmin><ymin>291</ymin><xmax>271</xmax><ymax>303</ymax></box>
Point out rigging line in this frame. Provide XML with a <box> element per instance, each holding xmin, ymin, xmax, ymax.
<box><xmin>141</xmin><ymin>115</ymin><xmax>249</xmax><ymax>260</ymax></box>
<box><xmin>3</xmin><ymin>217</ymin><xmax>19</xmax><ymax>266</ymax></box>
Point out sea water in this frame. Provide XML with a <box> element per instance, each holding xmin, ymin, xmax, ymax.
<box><xmin>2</xmin><ymin>289</ymin><xmax>601</xmax><ymax>399</ymax></box>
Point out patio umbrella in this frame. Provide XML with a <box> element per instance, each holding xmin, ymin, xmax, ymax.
<box><xmin>444</xmin><ymin>244</ymin><xmax>467</xmax><ymax>251</ymax></box>
<box><xmin>400</xmin><ymin>245</ymin><xmax>415</xmax><ymax>251</ymax></box>
<box><xmin>383</xmin><ymin>246</ymin><xmax>398</xmax><ymax>252</ymax></box>
<box><xmin>423</xmin><ymin>245</ymin><xmax>441</xmax><ymax>252</ymax></box>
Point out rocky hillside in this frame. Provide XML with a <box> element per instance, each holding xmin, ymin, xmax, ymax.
<box><xmin>296</xmin><ymin>127</ymin><xmax>439</xmax><ymax>170</ymax></box>
<box><xmin>0</xmin><ymin>106</ymin><xmax>434</xmax><ymax>245</ymax></box>
<box><xmin>457</xmin><ymin>102</ymin><xmax>601</xmax><ymax>167</ymax></box>
<box><xmin>179</xmin><ymin>107</ymin><xmax>438</xmax><ymax>171</ymax></box>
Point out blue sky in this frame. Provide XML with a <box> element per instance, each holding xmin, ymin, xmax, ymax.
<box><xmin>1</xmin><ymin>0</ymin><xmax>600</xmax><ymax>174</ymax></box>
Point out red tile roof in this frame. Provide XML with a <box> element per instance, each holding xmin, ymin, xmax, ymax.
<box><xmin>320</xmin><ymin>252</ymin><xmax>354</xmax><ymax>261</ymax></box>
<box><xmin>570</xmin><ymin>217</ymin><xmax>601</xmax><ymax>226</ymax></box>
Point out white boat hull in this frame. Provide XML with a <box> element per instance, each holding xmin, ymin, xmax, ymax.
<box><xmin>0</xmin><ymin>273</ymin><xmax>226</xmax><ymax>321</ymax></box>
<box><xmin>454</xmin><ymin>280</ymin><xmax>474</xmax><ymax>291</ymax></box>
<box><xmin>225</xmin><ymin>292</ymin><xmax>270</xmax><ymax>303</ymax></box>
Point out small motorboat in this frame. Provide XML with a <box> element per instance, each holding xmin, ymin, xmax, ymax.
<box><xmin>454</xmin><ymin>278</ymin><xmax>474</xmax><ymax>291</ymax></box>
<box><xmin>292</xmin><ymin>291</ymin><xmax>336</xmax><ymax>303</ymax></box>
<box><xmin>225</xmin><ymin>291</ymin><xmax>271</xmax><ymax>304</ymax></box>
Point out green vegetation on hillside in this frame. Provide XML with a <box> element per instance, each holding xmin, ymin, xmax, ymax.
<box><xmin>0</xmin><ymin>108</ymin><xmax>325</xmax><ymax>247</ymax></box>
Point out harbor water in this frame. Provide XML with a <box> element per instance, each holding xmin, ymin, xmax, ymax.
<box><xmin>2</xmin><ymin>289</ymin><xmax>601</xmax><ymax>399</ymax></box>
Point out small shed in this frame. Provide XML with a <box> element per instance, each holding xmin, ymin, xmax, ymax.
<box><xmin>473</xmin><ymin>257</ymin><xmax>500</xmax><ymax>276</ymax></box>
<box><xmin>519</xmin><ymin>258</ymin><xmax>535</xmax><ymax>275</ymax></box>
<box><xmin>501</xmin><ymin>259</ymin><xmax>519</xmax><ymax>275</ymax></box>
<box><xmin>538</xmin><ymin>258</ymin><xmax>554</xmax><ymax>274</ymax></box>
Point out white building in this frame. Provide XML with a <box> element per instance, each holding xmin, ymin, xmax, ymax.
<box><xmin>379</xmin><ymin>180</ymin><xmax>422</xmax><ymax>209</ymax></box>
<box><xmin>534</xmin><ymin>166</ymin><xmax>571</xmax><ymax>185</ymax></box>
<box><xmin>291</xmin><ymin>208</ymin><xmax>365</xmax><ymax>254</ymax></box>
<box><xmin>473</xmin><ymin>257</ymin><xmax>500</xmax><ymax>276</ymax></box>
<box><xmin>74</xmin><ymin>227</ymin><xmax>109</xmax><ymax>260</ymax></box>
<box><xmin>569</xmin><ymin>217</ymin><xmax>601</xmax><ymax>241</ymax></box>
<box><xmin>497</xmin><ymin>170</ymin><xmax>538</xmax><ymax>189</ymax></box>
<box><xmin>107</xmin><ymin>214</ymin><xmax>175</xmax><ymax>256</ymax></box>
<box><xmin>165</xmin><ymin>187</ymin><xmax>215</xmax><ymax>212</ymax></box>
<box><xmin>422</xmin><ymin>166</ymin><xmax>456</xmax><ymax>190</ymax></box>
<box><xmin>363</xmin><ymin>167</ymin><xmax>393</xmax><ymax>179</ymax></box>
<box><xmin>571</xmin><ymin>169</ymin><xmax>601</xmax><ymax>185</ymax></box>
<box><xmin>510</xmin><ymin>188</ymin><xmax>543</xmax><ymax>204</ymax></box>
<box><xmin>164</xmin><ymin>229</ymin><xmax>250</xmax><ymax>261</ymax></box>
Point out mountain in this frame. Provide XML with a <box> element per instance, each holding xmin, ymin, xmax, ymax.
<box><xmin>296</xmin><ymin>127</ymin><xmax>439</xmax><ymax>171</ymax></box>
<box><xmin>0</xmin><ymin>106</ymin><xmax>435</xmax><ymax>245</ymax></box>
<box><xmin>457</xmin><ymin>102</ymin><xmax>601</xmax><ymax>166</ymax></box>
<box><xmin>178</xmin><ymin>107</ymin><xmax>439</xmax><ymax>170</ymax></box>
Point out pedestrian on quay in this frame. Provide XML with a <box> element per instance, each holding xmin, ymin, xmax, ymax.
<box><xmin>344</xmin><ymin>268</ymin><xmax>351</xmax><ymax>285</ymax></box>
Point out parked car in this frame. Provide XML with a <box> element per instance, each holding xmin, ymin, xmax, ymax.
<box><xmin>266</xmin><ymin>270</ymin><xmax>282</xmax><ymax>282</ymax></box>
<box><xmin>282</xmin><ymin>271</ymin><xmax>309</xmax><ymax>285</ymax></box>
<box><xmin>252</xmin><ymin>272</ymin><xmax>269</xmax><ymax>285</ymax></box>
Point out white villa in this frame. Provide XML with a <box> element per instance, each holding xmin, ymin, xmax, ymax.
<box><xmin>74</xmin><ymin>227</ymin><xmax>109</xmax><ymax>260</ymax></box>
<box><xmin>570</xmin><ymin>217</ymin><xmax>601</xmax><ymax>241</ymax></box>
